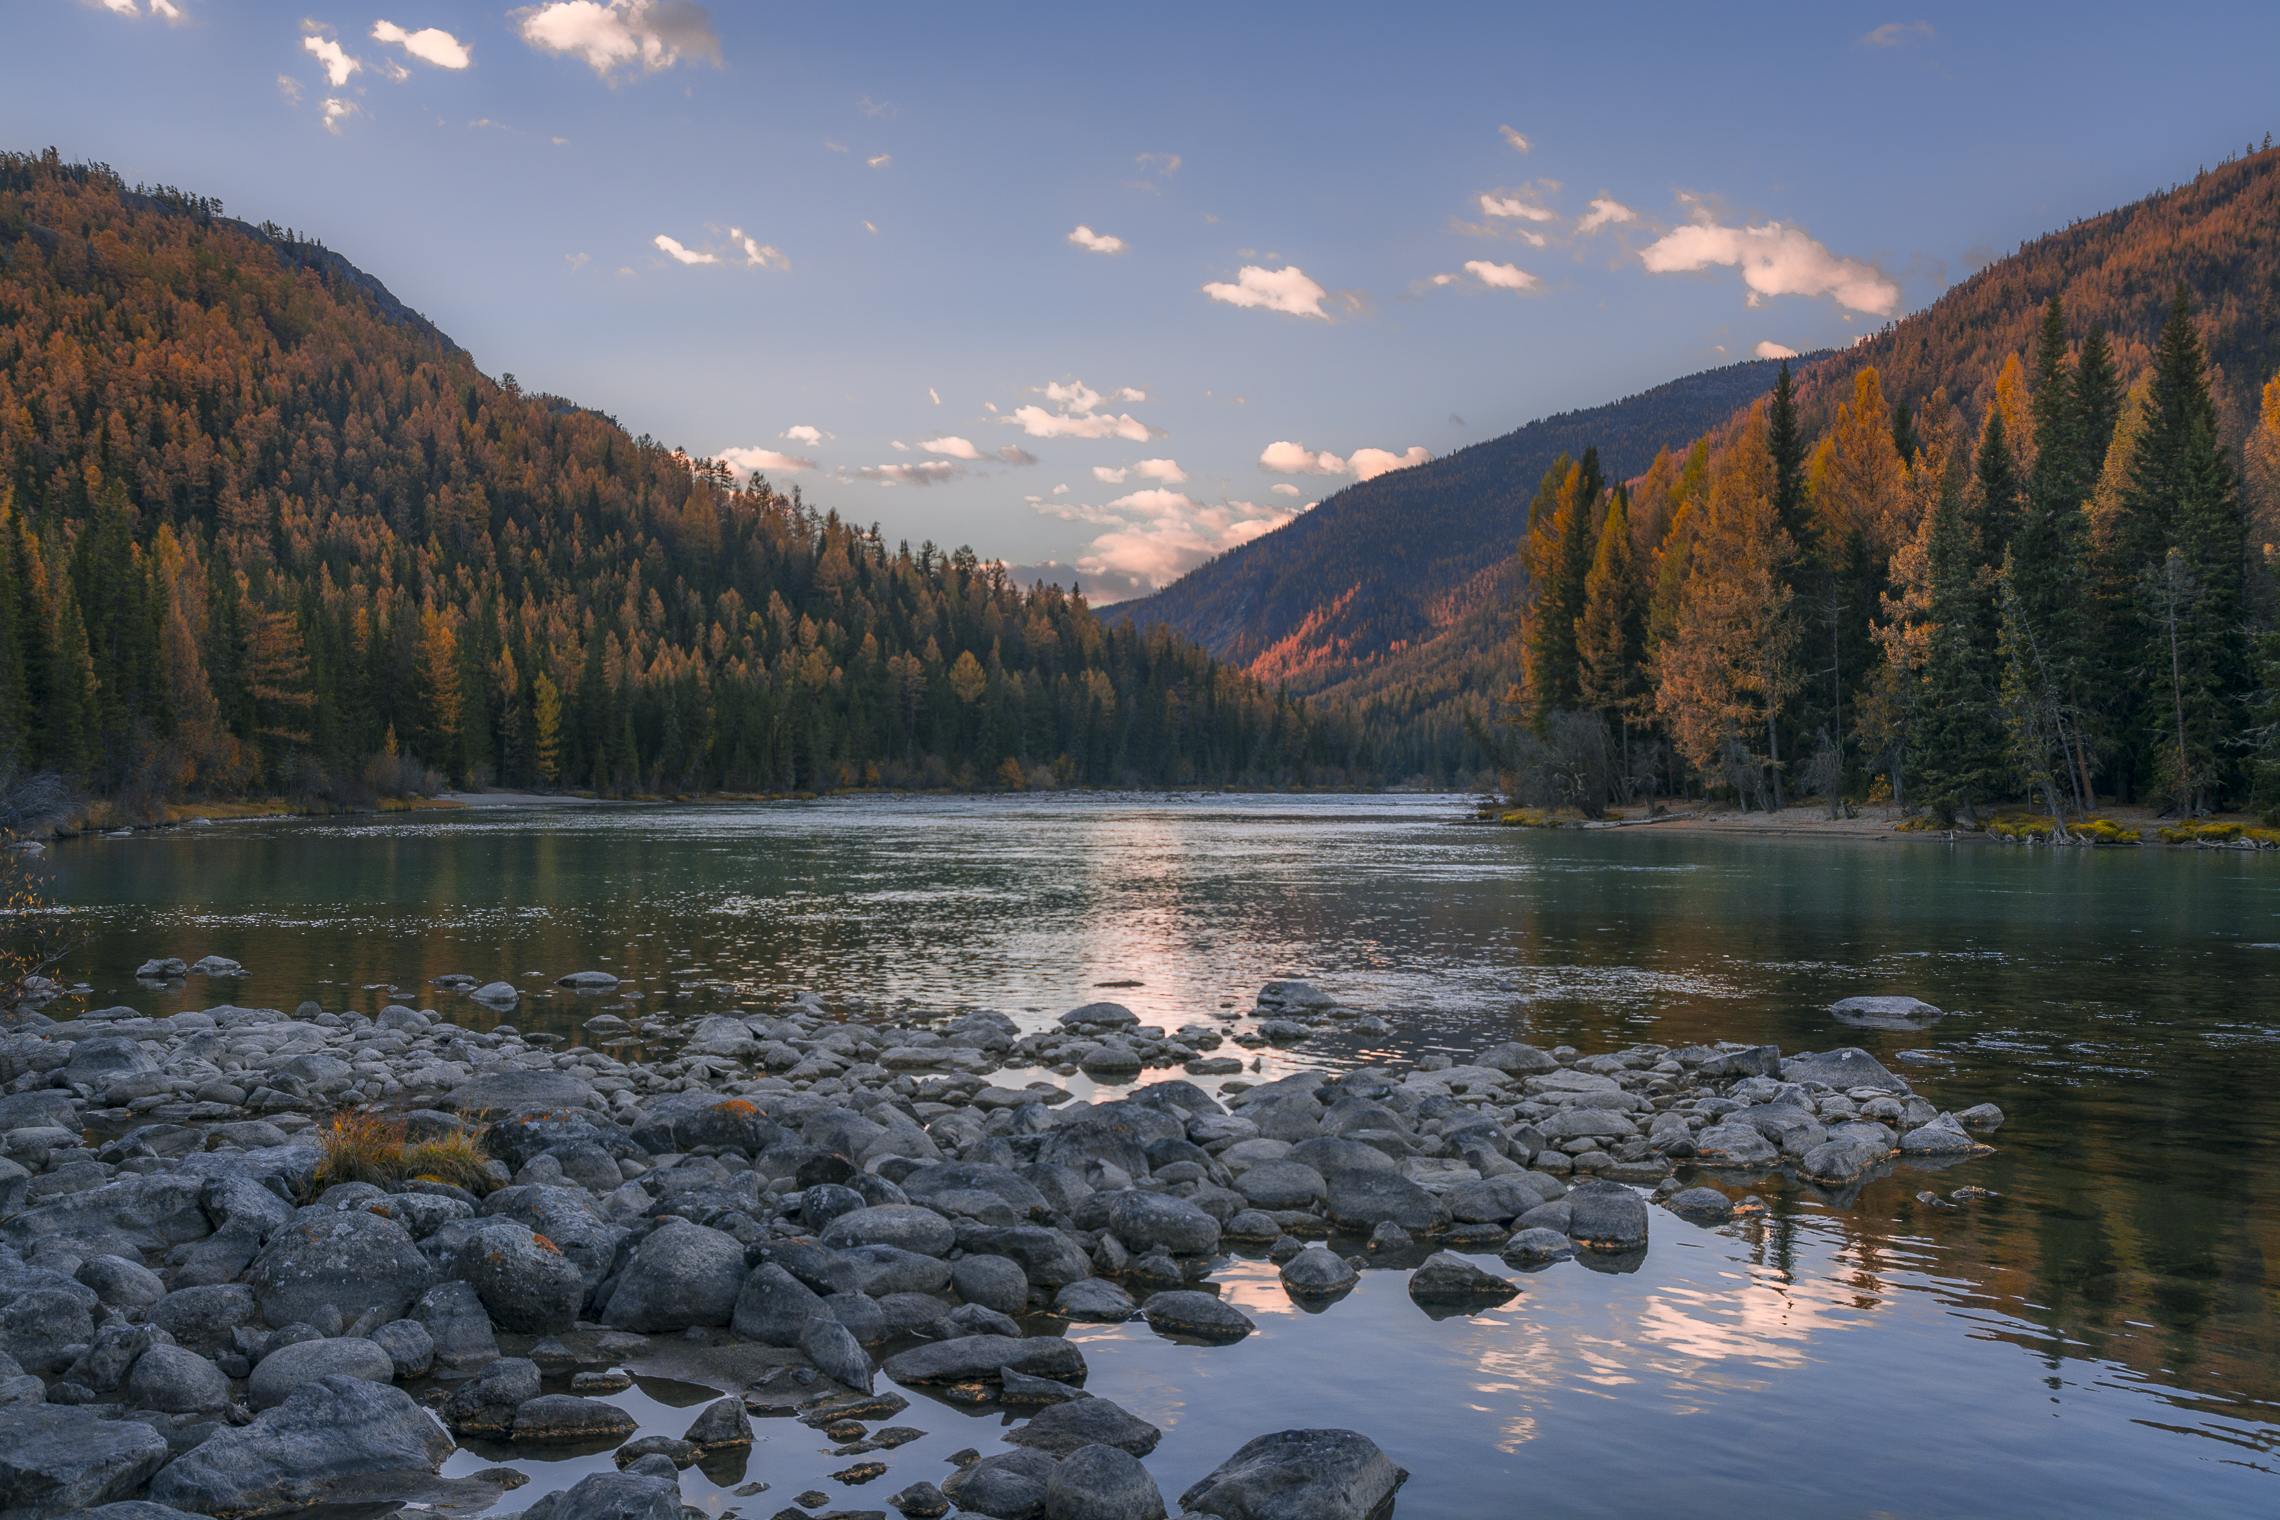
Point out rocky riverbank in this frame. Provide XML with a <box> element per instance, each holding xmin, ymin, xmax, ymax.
<box><xmin>0</xmin><ymin>973</ymin><xmax>2002</xmax><ymax>1520</ymax></box>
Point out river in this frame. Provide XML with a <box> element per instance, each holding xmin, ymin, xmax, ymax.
<box><xmin>44</xmin><ymin>793</ymin><xmax>2280</xmax><ymax>1517</ymax></box>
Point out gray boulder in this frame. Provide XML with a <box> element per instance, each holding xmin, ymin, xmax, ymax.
<box><xmin>602</xmin><ymin>1220</ymin><xmax>745</xmax><ymax>1332</ymax></box>
<box><xmin>1565</xmin><ymin>1180</ymin><xmax>1649</xmax><ymax>1252</ymax></box>
<box><xmin>514</xmin><ymin>1469</ymin><xmax>681</xmax><ymax>1520</ymax></box>
<box><xmin>149</xmin><ymin>1376</ymin><xmax>455</xmax><ymax>1517</ymax></box>
<box><xmin>953</xmin><ymin>1253</ymin><xmax>1033</xmax><ymax>1315</ymax></box>
<box><xmin>1284</xmin><ymin>1136</ymin><xmax>1397</xmax><ymax>1176</ymax></box>
<box><xmin>1233</xmin><ymin>1161</ymin><xmax>1326</xmax><ymax>1209</ymax></box>
<box><xmin>1898</xmin><ymin>1114</ymin><xmax>1983</xmax><ymax>1154</ymax></box>
<box><xmin>369</xmin><ymin>1319</ymin><xmax>435</xmax><ymax>1378</ymax></box>
<box><xmin>1662</xmin><ymin>1187</ymin><xmax>1734</xmax><ymax>1224</ymax></box>
<box><xmin>1781</xmin><ymin>1047</ymin><xmax>1909</xmax><ymax>1093</ymax></box>
<box><xmin>1692</xmin><ymin>1123</ymin><xmax>1779</xmax><ymax>1167</ymax></box>
<box><xmin>247</xmin><ymin>1336</ymin><xmax>395</xmax><ymax>1411</ymax></box>
<box><xmin>412</xmin><ymin>1280</ymin><xmax>500</xmax><ymax>1370</ymax></box>
<box><xmin>1444</xmin><ymin>1174</ymin><xmax>1545</xmax><ymax>1224</ymax></box>
<box><xmin>440</xmin><ymin>1356</ymin><xmax>540</xmax><ymax>1437</ymax></box>
<box><xmin>1800</xmin><ymin>1136</ymin><xmax>1891</xmax><ymax>1185</ymax></box>
<box><xmin>1006</xmin><ymin>1398</ymin><xmax>1160</xmax><ymax>1459</ymax></box>
<box><xmin>514</xmin><ymin>1394</ymin><xmax>639</xmax><ymax>1443</ymax></box>
<box><xmin>1060</xmin><ymin>1002</ymin><xmax>1138</xmax><ymax>1030</ymax></box>
<box><xmin>0</xmin><ymin>1285</ymin><xmax>94</xmax><ymax>1372</ymax></box>
<box><xmin>904</xmin><ymin>1162</ymin><xmax>1052</xmax><ymax>1220</ymax></box>
<box><xmin>0</xmin><ymin>1405</ymin><xmax>170</xmax><ymax>1520</ymax></box>
<box><xmin>800</xmin><ymin>1313</ymin><xmax>873</xmax><ymax>1394</ymax></box>
<box><xmin>683</xmin><ymin>1395</ymin><xmax>752</xmax><ymax>1449</ymax></box>
<box><xmin>1177</xmin><ymin>1428</ymin><xmax>1407</xmax><ymax>1520</ymax></box>
<box><xmin>821</xmin><ymin>1204</ymin><xmax>956</xmax><ymax>1258</ymax></box>
<box><xmin>731</xmin><ymin>1263</ymin><xmax>827</xmax><ymax>1346</ymax></box>
<box><xmin>1054</xmin><ymin>1278</ymin><xmax>1137</xmax><ymax>1322</ymax></box>
<box><xmin>1830</xmin><ymin>995</ymin><xmax>1944</xmax><ymax>1028</ymax></box>
<box><xmin>1407</xmin><ymin>1252</ymin><xmax>1519</xmax><ymax>1305</ymax></box>
<box><xmin>944</xmin><ymin>1449</ymin><xmax>1060</xmax><ymax>1518</ymax></box>
<box><xmin>120</xmin><ymin>1343</ymin><xmax>231</xmax><ymax>1415</ymax></box>
<box><xmin>1500</xmin><ymin>1228</ymin><xmax>1575</xmax><ymax>1266</ymax></box>
<box><xmin>882</xmin><ymin>1333</ymin><xmax>1088</xmax><ymax>1388</ymax></box>
<box><xmin>1957</xmin><ymin>1102</ymin><xmax>2005</xmax><ymax>1132</ymax></box>
<box><xmin>1323</xmin><ymin>1169</ymin><xmax>1448</xmax><ymax>1234</ymax></box>
<box><xmin>1474</xmin><ymin>1041</ymin><xmax>1559</xmax><ymax>1075</ymax></box>
<box><xmin>1278</xmin><ymin>1247</ymin><xmax>1358</xmax><ymax>1298</ymax></box>
<box><xmin>246</xmin><ymin>1210</ymin><xmax>436</xmax><ymax>1328</ymax></box>
<box><xmin>75</xmin><ymin>1253</ymin><xmax>167</xmax><ymax>1308</ymax></box>
<box><xmin>1139</xmin><ymin>1290</ymin><xmax>1253</xmax><ymax>1343</ymax></box>
<box><xmin>1105</xmin><ymin>1191</ymin><xmax>1219</xmax><ymax>1256</ymax></box>
<box><xmin>457</xmin><ymin>1219</ymin><xmax>587</xmax><ymax>1334</ymax></box>
<box><xmin>478</xmin><ymin>1185</ymin><xmax>628</xmax><ymax>1294</ymax></box>
<box><xmin>1044</xmin><ymin>1442</ymin><xmax>1166</xmax><ymax>1520</ymax></box>
<box><xmin>149</xmin><ymin>1283</ymin><xmax>258</xmax><ymax>1353</ymax></box>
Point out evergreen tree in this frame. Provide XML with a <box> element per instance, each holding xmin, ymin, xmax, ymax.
<box><xmin>2073</xmin><ymin>323</ymin><xmax>2123</xmax><ymax>474</ymax></box>
<box><xmin>1972</xmin><ymin>408</ymin><xmax>2025</xmax><ymax>559</ymax></box>
<box><xmin>1913</xmin><ymin>467</ymin><xmax>2005</xmax><ymax>818</ymax></box>
<box><xmin>1767</xmin><ymin>361</ymin><xmax>1812</xmax><ymax>564</ymax></box>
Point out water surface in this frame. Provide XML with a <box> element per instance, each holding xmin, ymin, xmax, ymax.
<box><xmin>47</xmin><ymin>795</ymin><xmax>2280</xmax><ymax>1516</ymax></box>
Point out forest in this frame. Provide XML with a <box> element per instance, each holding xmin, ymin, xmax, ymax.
<box><xmin>1496</xmin><ymin>281</ymin><xmax>2280</xmax><ymax>823</ymax></box>
<box><xmin>0</xmin><ymin>150</ymin><xmax>1350</xmax><ymax>809</ymax></box>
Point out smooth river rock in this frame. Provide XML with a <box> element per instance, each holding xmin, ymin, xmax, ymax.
<box><xmin>149</xmin><ymin>1375</ymin><xmax>456</xmax><ymax>1517</ymax></box>
<box><xmin>1177</xmin><ymin>1428</ymin><xmax>1408</xmax><ymax>1520</ymax></box>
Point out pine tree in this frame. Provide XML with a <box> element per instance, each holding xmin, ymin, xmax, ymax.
<box><xmin>1972</xmin><ymin>408</ymin><xmax>2025</xmax><ymax>558</ymax></box>
<box><xmin>1913</xmin><ymin>465</ymin><xmax>2005</xmax><ymax>820</ymax></box>
<box><xmin>2073</xmin><ymin>324</ymin><xmax>2123</xmax><ymax>478</ymax></box>
<box><xmin>1768</xmin><ymin>362</ymin><xmax>1811</xmax><ymax>558</ymax></box>
<box><xmin>1577</xmin><ymin>488</ymin><xmax>1647</xmax><ymax>779</ymax></box>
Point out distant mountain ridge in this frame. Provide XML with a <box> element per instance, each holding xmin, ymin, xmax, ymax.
<box><xmin>1106</xmin><ymin>358</ymin><xmax>1794</xmax><ymax>688</ymax></box>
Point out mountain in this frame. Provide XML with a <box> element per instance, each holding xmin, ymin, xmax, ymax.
<box><xmin>1105</xmin><ymin>359</ymin><xmax>1792</xmax><ymax>688</ymax></box>
<box><xmin>0</xmin><ymin>149</ymin><xmax>1347</xmax><ymax>803</ymax></box>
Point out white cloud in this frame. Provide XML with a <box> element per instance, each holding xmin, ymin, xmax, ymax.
<box><xmin>653</xmin><ymin>234</ymin><xmax>716</xmax><ymax>265</ymax></box>
<box><xmin>718</xmin><ymin>446</ymin><xmax>817</xmax><ymax>475</ymax></box>
<box><xmin>1260</xmin><ymin>440</ymin><xmax>1430</xmax><ymax>480</ymax></box>
<box><xmin>152</xmin><ymin>0</ymin><xmax>180</xmax><ymax>12</ymax></box>
<box><xmin>728</xmin><ymin>227</ymin><xmax>786</xmax><ymax>269</ymax></box>
<box><xmin>277</xmin><ymin>74</ymin><xmax>303</xmax><ymax>105</ymax></box>
<box><xmin>928</xmin><ymin>387</ymin><xmax>941</xmax><ymax>405</ymax></box>
<box><xmin>303</xmin><ymin>35</ymin><xmax>362</xmax><ymax>86</ymax></box>
<box><xmin>98</xmin><ymin>0</ymin><xmax>139</xmax><ymax>13</ymax></box>
<box><xmin>921</xmin><ymin>436</ymin><xmax>986</xmax><ymax>461</ymax></box>
<box><xmin>889</xmin><ymin>440</ymin><xmax>910</xmax><ymax>451</ymax></box>
<box><xmin>1135</xmin><ymin>152</ymin><xmax>1181</xmax><ymax>177</ymax></box>
<box><xmin>1092</xmin><ymin>467</ymin><xmax>1127</xmax><ymax>484</ymax></box>
<box><xmin>1861</xmin><ymin>20</ymin><xmax>1934</xmax><ymax>46</ymax></box>
<box><xmin>1202</xmin><ymin>265</ymin><xmax>1330</xmax><ymax>319</ymax></box>
<box><xmin>1464</xmin><ymin>259</ymin><xmax>1539</xmax><ymax>292</ymax></box>
<box><xmin>1056</xmin><ymin>489</ymin><xmax>1304</xmax><ymax>592</ymax></box>
<box><xmin>846</xmin><ymin>461</ymin><xmax>963</xmax><ymax>487</ymax></box>
<box><xmin>1133</xmin><ymin>458</ymin><xmax>1187</xmax><ymax>484</ymax></box>
<box><xmin>1641</xmin><ymin>218</ymin><xmax>1901</xmax><ymax>315</ymax></box>
<box><xmin>782</xmin><ymin>425</ymin><xmax>832</xmax><ymax>445</ymax></box>
<box><xmin>1004</xmin><ymin>379</ymin><xmax>1154</xmax><ymax>441</ymax></box>
<box><xmin>997</xmin><ymin>445</ymin><xmax>1038</xmax><ymax>466</ymax></box>
<box><xmin>868</xmin><ymin>154</ymin><xmax>891</xmax><ymax>169</ymax></box>
<box><xmin>1480</xmin><ymin>193</ymin><xmax>1556</xmax><ymax>222</ymax></box>
<box><xmin>1270</xmin><ymin>482</ymin><xmax>1302</xmax><ymax>497</ymax></box>
<box><xmin>372</xmin><ymin>20</ymin><xmax>471</xmax><ymax>69</ymax></box>
<box><xmin>1347</xmin><ymin>446</ymin><xmax>1431</xmax><ymax>480</ymax></box>
<box><xmin>1576</xmin><ymin>197</ymin><xmax>1634</xmax><ymax>234</ymax></box>
<box><xmin>1500</xmin><ymin>124</ymin><xmax>1530</xmax><ymax>153</ymax></box>
<box><xmin>1754</xmin><ymin>340</ymin><xmax>1800</xmax><ymax>359</ymax></box>
<box><xmin>321</xmin><ymin>98</ymin><xmax>361</xmax><ymax>133</ymax></box>
<box><xmin>1052</xmin><ymin>483</ymin><xmax>1069</xmax><ymax>495</ymax></box>
<box><xmin>1428</xmin><ymin>272</ymin><xmax>1458</xmax><ymax>286</ymax></box>
<box><xmin>93</xmin><ymin>0</ymin><xmax>183</xmax><ymax>17</ymax></box>
<box><xmin>517</xmin><ymin>0</ymin><xmax>720</xmax><ymax>79</ymax></box>
<box><xmin>1068</xmin><ymin>225</ymin><xmax>1126</xmax><ymax>254</ymax></box>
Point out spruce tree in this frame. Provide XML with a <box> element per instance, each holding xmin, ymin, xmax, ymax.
<box><xmin>1913</xmin><ymin>469</ymin><xmax>2005</xmax><ymax>819</ymax></box>
<box><xmin>2073</xmin><ymin>323</ymin><xmax>2122</xmax><ymax>475</ymax></box>
<box><xmin>1973</xmin><ymin>409</ymin><xmax>2025</xmax><ymax>558</ymax></box>
<box><xmin>1767</xmin><ymin>361</ymin><xmax>1812</xmax><ymax>563</ymax></box>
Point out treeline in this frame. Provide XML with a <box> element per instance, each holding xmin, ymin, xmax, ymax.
<box><xmin>0</xmin><ymin>149</ymin><xmax>1349</xmax><ymax>804</ymax></box>
<box><xmin>1502</xmin><ymin>289</ymin><xmax>2280</xmax><ymax>823</ymax></box>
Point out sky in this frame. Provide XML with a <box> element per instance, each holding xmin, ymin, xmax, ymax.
<box><xmin>7</xmin><ymin>3</ymin><xmax>2278</xmax><ymax>601</ymax></box>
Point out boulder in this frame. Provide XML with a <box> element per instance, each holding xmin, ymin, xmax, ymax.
<box><xmin>1284</xmin><ymin>1137</ymin><xmax>1397</xmax><ymax>1176</ymax></box>
<box><xmin>1105</xmin><ymin>1191</ymin><xmax>1219</xmax><ymax>1257</ymax></box>
<box><xmin>513</xmin><ymin>1394</ymin><xmax>639</xmax><ymax>1443</ymax></box>
<box><xmin>1323</xmin><ymin>1169</ymin><xmax>1448</xmax><ymax>1234</ymax></box>
<box><xmin>800</xmin><ymin>1313</ymin><xmax>873</xmax><ymax>1395</ymax></box>
<box><xmin>1830</xmin><ymin>995</ymin><xmax>1945</xmax><ymax>1028</ymax></box>
<box><xmin>1956</xmin><ymin>1102</ymin><xmax>2005</xmax><ymax>1132</ymax></box>
<box><xmin>601</xmin><ymin>1220</ymin><xmax>745</xmax><ymax>1332</ymax></box>
<box><xmin>246</xmin><ymin>1210</ymin><xmax>436</xmax><ymax>1328</ymax></box>
<box><xmin>1691</xmin><ymin>1123</ymin><xmax>1779</xmax><ymax>1167</ymax></box>
<box><xmin>1044</xmin><ymin>1443</ymin><xmax>1166</xmax><ymax>1520</ymax></box>
<box><xmin>943</xmin><ymin>1449</ymin><xmax>1060</xmax><ymax>1519</ymax></box>
<box><xmin>448</xmin><ymin>1068</ymin><xmax>596</xmax><ymax>1120</ymax></box>
<box><xmin>683</xmin><ymin>1396</ymin><xmax>752</xmax><ymax>1449</ymax></box>
<box><xmin>1443</xmin><ymin>1175</ymin><xmax>1544</xmax><ymax>1224</ymax></box>
<box><xmin>1053</xmin><ymin>1278</ymin><xmax>1137</xmax><ymax>1322</ymax></box>
<box><xmin>517</xmin><ymin>1470</ymin><xmax>680</xmax><ymax>1520</ymax></box>
<box><xmin>148</xmin><ymin>1376</ymin><xmax>455</xmax><ymax>1517</ymax></box>
<box><xmin>120</xmin><ymin>1343</ymin><xmax>232</xmax><ymax>1415</ymax></box>
<box><xmin>731</xmin><ymin>1263</ymin><xmax>828</xmax><ymax>1346</ymax></box>
<box><xmin>1060</xmin><ymin>1002</ymin><xmax>1139</xmax><ymax>1030</ymax></box>
<box><xmin>1000</xmin><ymin>1368</ymin><xmax>1090</xmax><ymax>1407</ymax></box>
<box><xmin>822</xmin><ymin>1204</ymin><xmax>957</xmax><ymax>1258</ymax></box>
<box><xmin>0</xmin><ymin>1285</ymin><xmax>94</xmax><ymax>1372</ymax></box>
<box><xmin>1695</xmin><ymin>1044</ymin><xmax>1782</xmax><ymax>1080</ymax></box>
<box><xmin>1662</xmin><ymin>1187</ymin><xmax>1735</xmax><ymax>1224</ymax></box>
<box><xmin>1799</xmin><ymin>1136</ymin><xmax>1890</xmax><ymax>1185</ymax></box>
<box><xmin>1177</xmin><ymin>1428</ymin><xmax>1407</xmax><ymax>1520</ymax></box>
<box><xmin>882</xmin><ymin>1334</ymin><xmax>1088</xmax><ymax>1389</ymax></box>
<box><xmin>470</xmin><ymin>982</ymin><xmax>519</xmax><ymax>1007</ymax></box>
<box><xmin>440</xmin><ymin>1357</ymin><xmax>541</xmax><ymax>1437</ymax></box>
<box><xmin>627</xmin><ymin>1092</ymin><xmax>782</xmax><ymax>1155</ymax></box>
<box><xmin>1898</xmin><ymin>1114</ymin><xmax>1984</xmax><ymax>1154</ymax></box>
<box><xmin>370</xmin><ymin>1319</ymin><xmax>435</xmax><ymax>1378</ymax></box>
<box><xmin>458</xmin><ymin>1220</ymin><xmax>587</xmax><ymax>1334</ymax></box>
<box><xmin>1564</xmin><ymin>1180</ymin><xmax>1649</xmax><ymax>1252</ymax></box>
<box><xmin>1232</xmin><ymin>1161</ymin><xmax>1327</xmax><ymax>1209</ymax></box>
<box><xmin>1279</xmin><ymin>1247</ymin><xmax>1359</xmax><ymax>1298</ymax></box>
<box><xmin>413</xmin><ymin>1280</ymin><xmax>500</xmax><ymax>1370</ymax></box>
<box><xmin>0</xmin><ymin>1405</ymin><xmax>170</xmax><ymax>1519</ymax></box>
<box><xmin>1406</xmin><ymin>1251</ymin><xmax>1519</xmax><ymax>1305</ymax></box>
<box><xmin>1139</xmin><ymin>1290</ymin><xmax>1253</xmax><ymax>1343</ymax></box>
<box><xmin>1499</xmin><ymin>1228</ymin><xmax>1575</xmax><ymax>1266</ymax></box>
<box><xmin>1006</xmin><ymin>1396</ymin><xmax>1162</xmax><ymax>1458</ymax></box>
<box><xmin>1473</xmin><ymin>1041</ymin><xmax>1559</xmax><ymax>1075</ymax></box>
<box><xmin>953</xmin><ymin>1253</ymin><xmax>1033</xmax><ymax>1315</ymax></box>
<box><xmin>557</xmin><ymin>971</ymin><xmax>620</xmax><ymax>991</ymax></box>
<box><xmin>905</xmin><ymin>1162</ymin><xmax>1052</xmax><ymax>1220</ymax></box>
<box><xmin>1780</xmin><ymin>1047</ymin><xmax>1909</xmax><ymax>1094</ymax></box>
<box><xmin>478</xmin><ymin>1184</ymin><xmax>628</xmax><ymax>1293</ymax></box>
<box><xmin>246</xmin><ymin>1336</ymin><xmax>394</xmax><ymax>1411</ymax></box>
<box><xmin>149</xmin><ymin>1283</ymin><xmax>258</xmax><ymax>1353</ymax></box>
<box><xmin>1536</xmin><ymin>1108</ymin><xmax>1639</xmax><ymax>1141</ymax></box>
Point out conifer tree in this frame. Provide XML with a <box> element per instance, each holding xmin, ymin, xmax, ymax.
<box><xmin>1913</xmin><ymin>465</ymin><xmax>2005</xmax><ymax>819</ymax></box>
<box><xmin>1972</xmin><ymin>409</ymin><xmax>2025</xmax><ymax>558</ymax></box>
<box><xmin>1577</xmin><ymin>488</ymin><xmax>1647</xmax><ymax>775</ymax></box>
<box><xmin>1768</xmin><ymin>362</ymin><xmax>1812</xmax><ymax>558</ymax></box>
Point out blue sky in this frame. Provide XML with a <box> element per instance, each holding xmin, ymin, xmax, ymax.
<box><xmin>9</xmin><ymin>3</ymin><xmax>2277</xmax><ymax>599</ymax></box>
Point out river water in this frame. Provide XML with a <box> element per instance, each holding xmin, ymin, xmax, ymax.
<box><xmin>44</xmin><ymin>794</ymin><xmax>2280</xmax><ymax>1517</ymax></box>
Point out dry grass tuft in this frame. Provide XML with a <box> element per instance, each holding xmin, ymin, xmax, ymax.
<box><xmin>314</xmin><ymin>1109</ymin><xmax>496</xmax><ymax>1195</ymax></box>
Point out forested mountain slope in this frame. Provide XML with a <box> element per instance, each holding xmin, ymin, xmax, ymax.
<box><xmin>0</xmin><ymin>149</ymin><xmax>1348</xmax><ymax>803</ymax></box>
<box><xmin>1107</xmin><ymin>359</ymin><xmax>1790</xmax><ymax>689</ymax></box>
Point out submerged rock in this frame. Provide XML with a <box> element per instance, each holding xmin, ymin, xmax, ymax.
<box><xmin>1178</xmin><ymin>1428</ymin><xmax>1407</xmax><ymax>1520</ymax></box>
<box><xmin>1045</xmin><ymin>1442</ymin><xmax>1166</xmax><ymax>1520</ymax></box>
<box><xmin>1140</xmin><ymin>1290</ymin><xmax>1253</xmax><ymax>1344</ymax></box>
